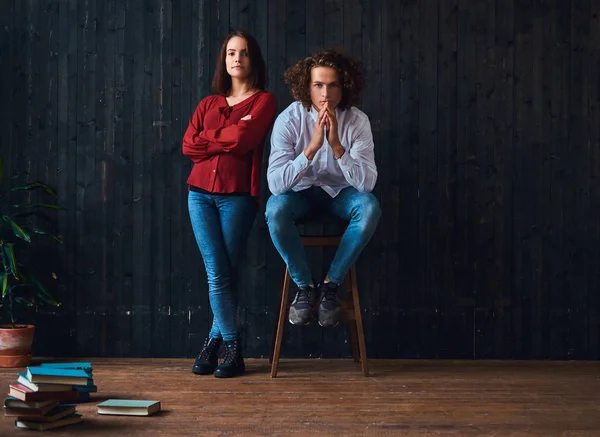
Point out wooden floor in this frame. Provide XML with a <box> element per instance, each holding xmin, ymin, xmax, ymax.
<box><xmin>0</xmin><ymin>358</ymin><xmax>599</xmax><ymax>436</ymax></box>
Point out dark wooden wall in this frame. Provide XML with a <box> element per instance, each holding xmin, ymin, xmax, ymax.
<box><xmin>0</xmin><ymin>0</ymin><xmax>598</xmax><ymax>359</ymax></box>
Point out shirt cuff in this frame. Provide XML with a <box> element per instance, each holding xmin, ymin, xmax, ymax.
<box><xmin>336</xmin><ymin>149</ymin><xmax>353</xmax><ymax>172</ymax></box>
<box><xmin>293</xmin><ymin>151</ymin><xmax>312</xmax><ymax>174</ymax></box>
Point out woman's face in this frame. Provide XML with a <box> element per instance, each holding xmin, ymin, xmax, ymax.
<box><xmin>225</xmin><ymin>36</ymin><xmax>251</xmax><ymax>80</ymax></box>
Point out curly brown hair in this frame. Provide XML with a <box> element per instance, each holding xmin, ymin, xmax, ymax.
<box><xmin>283</xmin><ymin>49</ymin><xmax>365</xmax><ymax>111</ymax></box>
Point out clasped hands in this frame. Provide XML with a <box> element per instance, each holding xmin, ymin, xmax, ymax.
<box><xmin>304</xmin><ymin>103</ymin><xmax>345</xmax><ymax>160</ymax></box>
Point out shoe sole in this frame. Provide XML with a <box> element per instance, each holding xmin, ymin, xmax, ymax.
<box><xmin>192</xmin><ymin>368</ymin><xmax>216</xmax><ymax>375</ymax></box>
<box><xmin>318</xmin><ymin>320</ymin><xmax>340</xmax><ymax>328</ymax></box>
<box><xmin>288</xmin><ymin>317</ymin><xmax>311</xmax><ymax>326</ymax></box>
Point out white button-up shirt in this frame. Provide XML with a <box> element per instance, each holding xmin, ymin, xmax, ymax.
<box><xmin>267</xmin><ymin>101</ymin><xmax>378</xmax><ymax>198</ymax></box>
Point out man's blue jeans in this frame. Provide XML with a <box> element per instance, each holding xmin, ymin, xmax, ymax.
<box><xmin>188</xmin><ymin>191</ymin><xmax>256</xmax><ymax>341</ymax></box>
<box><xmin>265</xmin><ymin>186</ymin><xmax>381</xmax><ymax>287</ymax></box>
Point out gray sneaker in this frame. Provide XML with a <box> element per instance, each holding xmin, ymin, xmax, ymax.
<box><xmin>317</xmin><ymin>282</ymin><xmax>342</xmax><ymax>327</ymax></box>
<box><xmin>289</xmin><ymin>284</ymin><xmax>317</xmax><ymax>325</ymax></box>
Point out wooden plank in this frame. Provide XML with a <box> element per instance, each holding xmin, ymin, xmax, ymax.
<box><xmin>229</xmin><ymin>0</ymin><xmax>250</xmax><ymax>32</ymax></box>
<box><xmin>323</xmin><ymin>0</ymin><xmax>343</xmax><ymax>48</ymax></box>
<box><xmin>91</xmin><ymin>0</ymin><xmax>109</xmax><ymax>356</ymax></box>
<box><xmin>55</xmin><ymin>0</ymin><xmax>79</xmax><ymax>351</ymax></box>
<box><xmin>587</xmin><ymin>0</ymin><xmax>600</xmax><ymax>360</ymax></box>
<box><xmin>513</xmin><ymin>0</ymin><xmax>546</xmax><ymax>358</ymax></box>
<box><xmin>342</xmin><ymin>0</ymin><xmax>361</xmax><ymax>55</ymax></box>
<box><xmin>541</xmin><ymin>0</ymin><xmax>571</xmax><ymax>358</ymax></box>
<box><xmin>147</xmin><ymin>0</ymin><xmax>173</xmax><ymax>357</ymax></box>
<box><xmin>35</xmin><ymin>0</ymin><xmax>62</xmax><ymax>348</ymax></box>
<box><xmin>129</xmin><ymin>0</ymin><xmax>152</xmax><ymax>356</ymax></box>
<box><xmin>417</xmin><ymin>0</ymin><xmax>441</xmax><ymax>352</ymax></box>
<box><xmin>376</xmin><ymin>0</ymin><xmax>400</xmax><ymax>359</ymax></box>
<box><xmin>0</xmin><ymin>0</ymin><xmax>14</xmax><ymax>194</ymax></box>
<box><xmin>469</xmin><ymin>0</ymin><xmax>507</xmax><ymax>358</ymax></box>
<box><xmin>72</xmin><ymin>0</ymin><xmax>99</xmax><ymax>355</ymax></box>
<box><xmin>396</xmin><ymin>0</ymin><xmax>419</xmax><ymax>319</ymax></box>
<box><xmin>169</xmin><ymin>0</ymin><xmax>189</xmax><ymax>358</ymax></box>
<box><xmin>0</xmin><ymin>0</ymin><xmax>12</xmax><ymax>164</ymax></box>
<box><xmin>111</xmin><ymin>0</ymin><xmax>134</xmax><ymax>357</ymax></box>
<box><xmin>437</xmin><ymin>0</ymin><xmax>458</xmax><ymax>311</ymax></box>
<box><xmin>568</xmin><ymin>0</ymin><xmax>592</xmax><ymax>359</ymax></box>
<box><xmin>455</xmin><ymin>0</ymin><xmax>478</xmax><ymax>358</ymax></box>
<box><xmin>305</xmin><ymin>0</ymin><xmax>323</xmax><ymax>56</ymax></box>
<box><xmin>474</xmin><ymin>0</ymin><xmax>515</xmax><ymax>358</ymax></box>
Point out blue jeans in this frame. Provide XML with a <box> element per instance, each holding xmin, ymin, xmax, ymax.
<box><xmin>265</xmin><ymin>186</ymin><xmax>381</xmax><ymax>287</ymax></box>
<box><xmin>188</xmin><ymin>191</ymin><xmax>256</xmax><ymax>341</ymax></box>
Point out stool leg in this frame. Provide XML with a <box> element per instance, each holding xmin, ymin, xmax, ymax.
<box><xmin>269</xmin><ymin>270</ymin><xmax>287</xmax><ymax>364</ymax></box>
<box><xmin>350</xmin><ymin>265</ymin><xmax>369</xmax><ymax>376</ymax></box>
<box><xmin>271</xmin><ymin>267</ymin><xmax>291</xmax><ymax>378</ymax></box>
<box><xmin>344</xmin><ymin>272</ymin><xmax>359</xmax><ymax>362</ymax></box>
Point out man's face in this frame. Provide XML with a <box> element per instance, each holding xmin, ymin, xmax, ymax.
<box><xmin>309</xmin><ymin>66</ymin><xmax>342</xmax><ymax>111</ymax></box>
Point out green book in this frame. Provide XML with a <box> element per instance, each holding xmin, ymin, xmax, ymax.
<box><xmin>96</xmin><ymin>399</ymin><xmax>161</xmax><ymax>416</ymax></box>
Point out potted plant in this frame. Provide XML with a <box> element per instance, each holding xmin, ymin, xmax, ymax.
<box><xmin>0</xmin><ymin>156</ymin><xmax>63</xmax><ymax>367</ymax></box>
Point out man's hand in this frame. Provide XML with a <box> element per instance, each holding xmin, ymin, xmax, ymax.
<box><xmin>304</xmin><ymin>105</ymin><xmax>327</xmax><ymax>160</ymax></box>
<box><xmin>325</xmin><ymin>104</ymin><xmax>345</xmax><ymax>159</ymax></box>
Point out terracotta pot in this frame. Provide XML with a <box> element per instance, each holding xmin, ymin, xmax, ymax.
<box><xmin>0</xmin><ymin>324</ymin><xmax>35</xmax><ymax>368</ymax></box>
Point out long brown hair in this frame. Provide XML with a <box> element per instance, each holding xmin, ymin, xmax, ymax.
<box><xmin>212</xmin><ymin>31</ymin><xmax>267</xmax><ymax>95</ymax></box>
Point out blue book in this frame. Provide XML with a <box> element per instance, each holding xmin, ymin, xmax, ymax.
<box><xmin>27</xmin><ymin>367</ymin><xmax>89</xmax><ymax>385</ymax></box>
<box><xmin>40</xmin><ymin>362</ymin><xmax>93</xmax><ymax>375</ymax></box>
<box><xmin>16</xmin><ymin>373</ymin><xmax>73</xmax><ymax>392</ymax></box>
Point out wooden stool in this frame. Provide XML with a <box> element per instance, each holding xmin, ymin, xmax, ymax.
<box><xmin>269</xmin><ymin>219</ymin><xmax>369</xmax><ymax>378</ymax></box>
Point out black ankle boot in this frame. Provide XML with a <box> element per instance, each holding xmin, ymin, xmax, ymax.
<box><xmin>213</xmin><ymin>338</ymin><xmax>245</xmax><ymax>378</ymax></box>
<box><xmin>192</xmin><ymin>337</ymin><xmax>222</xmax><ymax>375</ymax></box>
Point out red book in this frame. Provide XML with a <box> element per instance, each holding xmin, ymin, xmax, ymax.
<box><xmin>8</xmin><ymin>384</ymin><xmax>79</xmax><ymax>402</ymax></box>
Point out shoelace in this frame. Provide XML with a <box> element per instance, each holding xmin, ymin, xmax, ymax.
<box><xmin>321</xmin><ymin>286</ymin><xmax>338</xmax><ymax>303</ymax></box>
<box><xmin>295</xmin><ymin>288</ymin><xmax>312</xmax><ymax>304</ymax></box>
<box><xmin>222</xmin><ymin>344</ymin><xmax>239</xmax><ymax>364</ymax></box>
<box><xmin>197</xmin><ymin>340</ymin><xmax>219</xmax><ymax>360</ymax></box>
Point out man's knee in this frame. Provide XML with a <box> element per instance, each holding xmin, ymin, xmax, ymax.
<box><xmin>265</xmin><ymin>195</ymin><xmax>293</xmax><ymax>229</ymax></box>
<box><xmin>353</xmin><ymin>193</ymin><xmax>381</xmax><ymax>227</ymax></box>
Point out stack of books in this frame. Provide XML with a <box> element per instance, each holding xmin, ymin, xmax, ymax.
<box><xmin>4</xmin><ymin>362</ymin><xmax>95</xmax><ymax>431</ymax></box>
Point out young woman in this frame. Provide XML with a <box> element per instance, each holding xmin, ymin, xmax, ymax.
<box><xmin>182</xmin><ymin>31</ymin><xmax>277</xmax><ymax>378</ymax></box>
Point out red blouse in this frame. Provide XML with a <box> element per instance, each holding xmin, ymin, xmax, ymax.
<box><xmin>182</xmin><ymin>91</ymin><xmax>277</xmax><ymax>198</ymax></box>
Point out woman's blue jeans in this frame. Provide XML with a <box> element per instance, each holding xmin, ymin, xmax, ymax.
<box><xmin>188</xmin><ymin>191</ymin><xmax>256</xmax><ymax>341</ymax></box>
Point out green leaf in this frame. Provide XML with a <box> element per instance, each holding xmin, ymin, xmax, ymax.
<box><xmin>2</xmin><ymin>216</ymin><xmax>31</xmax><ymax>242</ymax></box>
<box><xmin>30</xmin><ymin>228</ymin><xmax>63</xmax><ymax>243</ymax></box>
<box><xmin>9</xmin><ymin>204</ymin><xmax>65</xmax><ymax>211</ymax></box>
<box><xmin>3</xmin><ymin>243</ymin><xmax>20</xmax><ymax>280</ymax></box>
<box><xmin>0</xmin><ymin>156</ymin><xmax>4</xmax><ymax>186</ymax></box>
<box><xmin>13</xmin><ymin>297</ymin><xmax>34</xmax><ymax>307</ymax></box>
<box><xmin>11</xmin><ymin>181</ymin><xmax>57</xmax><ymax>197</ymax></box>
<box><xmin>1</xmin><ymin>273</ymin><xmax>7</xmax><ymax>298</ymax></box>
<box><xmin>30</xmin><ymin>275</ymin><xmax>60</xmax><ymax>306</ymax></box>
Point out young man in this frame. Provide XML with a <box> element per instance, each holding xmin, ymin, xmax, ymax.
<box><xmin>265</xmin><ymin>49</ymin><xmax>380</xmax><ymax>328</ymax></box>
